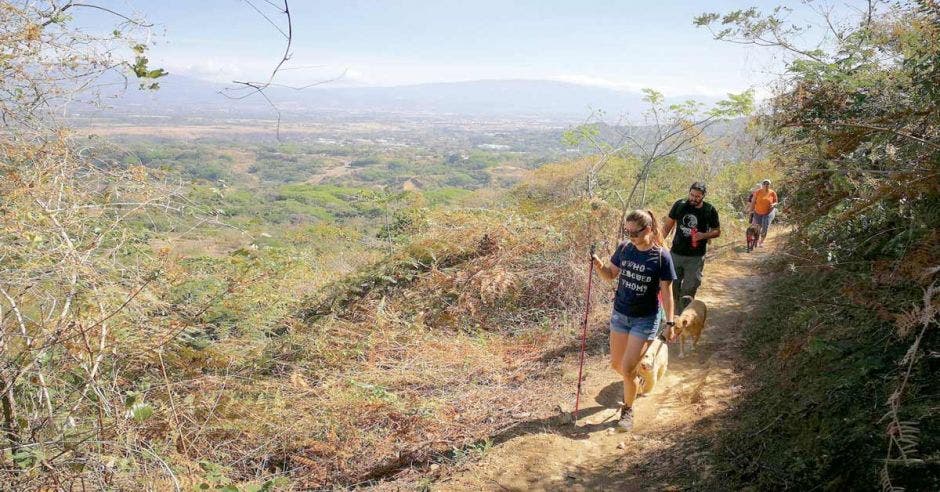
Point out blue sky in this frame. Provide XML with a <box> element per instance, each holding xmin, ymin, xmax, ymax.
<box><xmin>79</xmin><ymin>1</ymin><xmax>837</xmax><ymax>97</ymax></box>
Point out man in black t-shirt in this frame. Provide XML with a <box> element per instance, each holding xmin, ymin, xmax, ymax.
<box><xmin>662</xmin><ymin>182</ymin><xmax>721</xmax><ymax>311</ymax></box>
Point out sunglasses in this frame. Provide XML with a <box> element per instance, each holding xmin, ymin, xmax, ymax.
<box><xmin>625</xmin><ymin>225</ymin><xmax>647</xmax><ymax>238</ymax></box>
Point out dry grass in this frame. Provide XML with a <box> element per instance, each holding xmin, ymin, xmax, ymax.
<box><xmin>138</xmin><ymin>204</ymin><xmax>619</xmax><ymax>488</ymax></box>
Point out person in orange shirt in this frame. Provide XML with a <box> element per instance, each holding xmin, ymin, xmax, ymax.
<box><xmin>750</xmin><ymin>179</ymin><xmax>778</xmax><ymax>247</ymax></box>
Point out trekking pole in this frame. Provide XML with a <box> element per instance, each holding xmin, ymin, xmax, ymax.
<box><xmin>573</xmin><ymin>243</ymin><xmax>596</xmax><ymax>424</ymax></box>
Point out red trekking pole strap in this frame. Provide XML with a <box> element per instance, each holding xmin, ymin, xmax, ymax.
<box><xmin>574</xmin><ymin>244</ymin><xmax>596</xmax><ymax>423</ymax></box>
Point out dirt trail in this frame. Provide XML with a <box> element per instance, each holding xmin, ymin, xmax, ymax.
<box><xmin>308</xmin><ymin>159</ymin><xmax>354</xmax><ymax>185</ymax></box>
<box><xmin>434</xmin><ymin>239</ymin><xmax>778</xmax><ymax>491</ymax></box>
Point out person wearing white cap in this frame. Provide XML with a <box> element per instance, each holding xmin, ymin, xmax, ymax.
<box><xmin>750</xmin><ymin>179</ymin><xmax>778</xmax><ymax>247</ymax></box>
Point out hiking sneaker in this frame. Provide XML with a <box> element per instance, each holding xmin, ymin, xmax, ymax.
<box><xmin>617</xmin><ymin>405</ymin><xmax>634</xmax><ymax>432</ymax></box>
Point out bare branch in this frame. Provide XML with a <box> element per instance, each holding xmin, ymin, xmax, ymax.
<box><xmin>66</xmin><ymin>2</ymin><xmax>154</xmax><ymax>27</ymax></box>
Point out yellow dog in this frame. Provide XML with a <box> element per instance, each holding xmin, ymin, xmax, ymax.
<box><xmin>675</xmin><ymin>295</ymin><xmax>708</xmax><ymax>358</ymax></box>
<box><xmin>636</xmin><ymin>337</ymin><xmax>668</xmax><ymax>395</ymax></box>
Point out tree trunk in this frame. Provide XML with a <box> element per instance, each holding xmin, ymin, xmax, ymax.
<box><xmin>0</xmin><ymin>374</ymin><xmax>18</xmax><ymax>452</ymax></box>
<box><xmin>641</xmin><ymin>173</ymin><xmax>649</xmax><ymax>207</ymax></box>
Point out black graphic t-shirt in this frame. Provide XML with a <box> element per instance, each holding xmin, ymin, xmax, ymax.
<box><xmin>610</xmin><ymin>242</ymin><xmax>677</xmax><ymax>317</ymax></box>
<box><xmin>668</xmin><ymin>199</ymin><xmax>721</xmax><ymax>257</ymax></box>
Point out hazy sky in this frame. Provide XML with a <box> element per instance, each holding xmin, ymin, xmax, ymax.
<box><xmin>79</xmin><ymin>1</ymin><xmax>840</xmax><ymax>97</ymax></box>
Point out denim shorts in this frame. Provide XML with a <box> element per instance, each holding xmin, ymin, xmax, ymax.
<box><xmin>610</xmin><ymin>309</ymin><xmax>662</xmax><ymax>341</ymax></box>
<box><xmin>754</xmin><ymin>210</ymin><xmax>776</xmax><ymax>235</ymax></box>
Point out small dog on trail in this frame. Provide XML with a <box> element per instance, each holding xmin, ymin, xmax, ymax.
<box><xmin>636</xmin><ymin>337</ymin><xmax>668</xmax><ymax>395</ymax></box>
<box><xmin>746</xmin><ymin>222</ymin><xmax>760</xmax><ymax>252</ymax></box>
<box><xmin>675</xmin><ymin>295</ymin><xmax>708</xmax><ymax>358</ymax></box>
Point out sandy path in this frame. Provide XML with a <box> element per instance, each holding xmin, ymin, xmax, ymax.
<box><xmin>433</xmin><ymin>240</ymin><xmax>776</xmax><ymax>491</ymax></box>
<box><xmin>308</xmin><ymin>159</ymin><xmax>354</xmax><ymax>185</ymax></box>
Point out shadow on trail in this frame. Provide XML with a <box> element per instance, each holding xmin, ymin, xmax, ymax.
<box><xmin>484</xmin><ymin>377</ymin><xmax>657</xmax><ymax>449</ymax></box>
<box><xmin>487</xmin><ymin>399</ymin><xmax>620</xmax><ymax>445</ymax></box>
<box><xmin>533</xmin><ymin>409</ymin><xmax>734</xmax><ymax>491</ymax></box>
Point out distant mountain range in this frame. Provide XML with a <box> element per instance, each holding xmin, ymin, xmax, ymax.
<box><xmin>74</xmin><ymin>74</ymin><xmax>721</xmax><ymax>122</ymax></box>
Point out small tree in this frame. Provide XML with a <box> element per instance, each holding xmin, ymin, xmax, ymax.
<box><xmin>563</xmin><ymin>88</ymin><xmax>754</xmax><ymax>238</ymax></box>
<box><xmin>0</xmin><ymin>2</ymin><xmax>198</xmax><ymax>488</ymax></box>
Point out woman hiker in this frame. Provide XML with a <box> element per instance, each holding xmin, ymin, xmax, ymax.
<box><xmin>750</xmin><ymin>179</ymin><xmax>778</xmax><ymax>247</ymax></box>
<box><xmin>591</xmin><ymin>209</ymin><xmax>678</xmax><ymax>431</ymax></box>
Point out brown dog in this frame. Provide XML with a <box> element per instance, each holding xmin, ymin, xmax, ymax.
<box><xmin>676</xmin><ymin>295</ymin><xmax>708</xmax><ymax>358</ymax></box>
<box><xmin>746</xmin><ymin>223</ymin><xmax>760</xmax><ymax>252</ymax></box>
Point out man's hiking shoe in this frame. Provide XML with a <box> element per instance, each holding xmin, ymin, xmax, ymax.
<box><xmin>617</xmin><ymin>406</ymin><xmax>634</xmax><ymax>431</ymax></box>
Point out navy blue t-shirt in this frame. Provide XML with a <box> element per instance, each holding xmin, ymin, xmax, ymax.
<box><xmin>610</xmin><ymin>242</ymin><xmax>678</xmax><ymax>317</ymax></box>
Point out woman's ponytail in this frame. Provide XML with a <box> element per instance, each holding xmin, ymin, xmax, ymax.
<box><xmin>646</xmin><ymin>209</ymin><xmax>665</xmax><ymax>249</ymax></box>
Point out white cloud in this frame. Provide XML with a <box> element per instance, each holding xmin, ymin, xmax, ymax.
<box><xmin>547</xmin><ymin>73</ymin><xmax>767</xmax><ymax>99</ymax></box>
<box><xmin>163</xmin><ymin>55</ymin><xmax>359</xmax><ymax>87</ymax></box>
<box><xmin>548</xmin><ymin>74</ymin><xmax>646</xmax><ymax>93</ymax></box>
<box><xmin>163</xmin><ymin>57</ymin><xmax>266</xmax><ymax>84</ymax></box>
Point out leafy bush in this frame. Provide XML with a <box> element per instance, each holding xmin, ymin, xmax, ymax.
<box><xmin>697</xmin><ymin>2</ymin><xmax>940</xmax><ymax>489</ymax></box>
